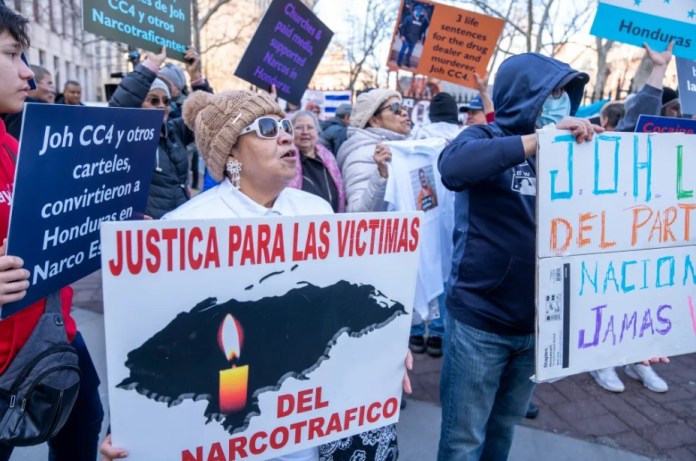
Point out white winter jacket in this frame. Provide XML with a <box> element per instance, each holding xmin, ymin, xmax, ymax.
<box><xmin>336</xmin><ymin>127</ymin><xmax>408</xmax><ymax>212</ymax></box>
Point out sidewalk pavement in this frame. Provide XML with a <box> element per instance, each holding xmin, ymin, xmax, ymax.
<box><xmin>11</xmin><ymin>271</ymin><xmax>693</xmax><ymax>460</ymax></box>
<box><xmin>408</xmin><ymin>341</ymin><xmax>696</xmax><ymax>461</ymax></box>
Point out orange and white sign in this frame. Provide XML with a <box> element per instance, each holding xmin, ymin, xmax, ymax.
<box><xmin>387</xmin><ymin>0</ymin><xmax>504</xmax><ymax>89</ymax></box>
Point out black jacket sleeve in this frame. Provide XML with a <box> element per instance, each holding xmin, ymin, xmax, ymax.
<box><xmin>438</xmin><ymin>126</ymin><xmax>526</xmax><ymax>191</ymax></box>
<box><xmin>108</xmin><ymin>63</ymin><xmax>158</xmax><ymax>108</ymax></box>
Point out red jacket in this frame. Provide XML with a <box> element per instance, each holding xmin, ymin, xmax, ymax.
<box><xmin>0</xmin><ymin>118</ymin><xmax>76</xmax><ymax>374</ymax></box>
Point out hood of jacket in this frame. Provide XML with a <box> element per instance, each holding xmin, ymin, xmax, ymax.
<box><xmin>492</xmin><ymin>53</ymin><xmax>589</xmax><ymax>135</ymax></box>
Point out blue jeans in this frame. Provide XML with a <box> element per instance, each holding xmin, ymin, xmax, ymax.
<box><xmin>0</xmin><ymin>332</ymin><xmax>104</xmax><ymax>461</ymax></box>
<box><xmin>438</xmin><ymin>315</ymin><xmax>535</xmax><ymax>461</ymax></box>
<box><xmin>397</xmin><ymin>39</ymin><xmax>416</xmax><ymax>66</ymax></box>
<box><xmin>411</xmin><ymin>293</ymin><xmax>447</xmax><ymax>337</ymax></box>
<box><xmin>411</xmin><ymin>317</ymin><xmax>445</xmax><ymax>337</ymax></box>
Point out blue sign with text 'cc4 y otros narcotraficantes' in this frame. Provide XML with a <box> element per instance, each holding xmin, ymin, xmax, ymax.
<box><xmin>3</xmin><ymin>104</ymin><xmax>163</xmax><ymax>318</ymax></box>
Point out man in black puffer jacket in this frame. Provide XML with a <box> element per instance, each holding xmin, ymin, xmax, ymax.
<box><xmin>108</xmin><ymin>47</ymin><xmax>212</xmax><ymax>218</ymax></box>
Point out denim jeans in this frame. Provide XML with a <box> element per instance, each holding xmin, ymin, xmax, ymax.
<box><xmin>0</xmin><ymin>332</ymin><xmax>104</xmax><ymax>461</ymax></box>
<box><xmin>437</xmin><ymin>315</ymin><xmax>535</xmax><ymax>461</ymax></box>
<box><xmin>397</xmin><ymin>40</ymin><xmax>416</xmax><ymax>66</ymax></box>
<box><xmin>410</xmin><ymin>317</ymin><xmax>444</xmax><ymax>337</ymax></box>
<box><xmin>411</xmin><ymin>293</ymin><xmax>447</xmax><ymax>337</ymax></box>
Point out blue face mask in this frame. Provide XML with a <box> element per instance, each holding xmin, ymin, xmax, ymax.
<box><xmin>536</xmin><ymin>91</ymin><xmax>571</xmax><ymax>128</ymax></box>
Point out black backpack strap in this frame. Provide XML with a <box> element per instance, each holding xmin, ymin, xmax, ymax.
<box><xmin>44</xmin><ymin>291</ymin><xmax>63</xmax><ymax>315</ymax></box>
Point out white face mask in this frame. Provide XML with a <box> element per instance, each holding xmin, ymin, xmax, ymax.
<box><xmin>536</xmin><ymin>91</ymin><xmax>571</xmax><ymax>128</ymax></box>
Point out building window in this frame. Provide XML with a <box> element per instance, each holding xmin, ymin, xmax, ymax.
<box><xmin>33</xmin><ymin>0</ymin><xmax>40</xmax><ymax>23</ymax></box>
<box><xmin>39</xmin><ymin>49</ymin><xmax>46</xmax><ymax>67</ymax></box>
<box><xmin>13</xmin><ymin>0</ymin><xmax>22</xmax><ymax>12</ymax></box>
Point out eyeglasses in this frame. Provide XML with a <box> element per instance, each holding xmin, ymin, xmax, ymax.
<box><xmin>146</xmin><ymin>96</ymin><xmax>171</xmax><ymax>106</ymax></box>
<box><xmin>376</xmin><ymin>102</ymin><xmax>405</xmax><ymax>116</ymax></box>
<box><xmin>294</xmin><ymin>124</ymin><xmax>317</xmax><ymax>132</ymax></box>
<box><xmin>550</xmin><ymin>88</ymin><xmax>565</xmax><ymax>100</ymax></box>
<box><xmin>241</xmin><ymin>117</ymin><xmax>293</xmax><ymax>139</ymax></box>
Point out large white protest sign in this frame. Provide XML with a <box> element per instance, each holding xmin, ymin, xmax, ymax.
<box><xmin>535</xmin><ymin>129</ymin><xmax>696</xmax><ymax>382</ymax></box>
<box><xmin>101</xmin><ymin>213</ymin><xmax>420</xmax><ymax>460</ymax></box>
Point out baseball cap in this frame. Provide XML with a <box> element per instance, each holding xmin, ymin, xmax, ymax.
<box><xmin>460</xmin><ymin>95</ymin><xmax>483</xmax><ymax>112</ymax></box>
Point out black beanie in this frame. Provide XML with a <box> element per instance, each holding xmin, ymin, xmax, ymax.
<box><xmin>429</xmin><ymin>92</ymin><xmax>459</xmax><ymax>124</ymax></box>
<box><xmin>661</xmin><ymin>87</ymin><xmax>678</xmax><ymax>108</ymax></box>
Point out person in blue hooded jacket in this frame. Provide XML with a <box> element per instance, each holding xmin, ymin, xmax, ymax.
<box><xmin>436</xmin><ymin>53</ymin><xmax>604</xmax><ymax>461</ymax></box>
<box><xmin>396</xmin><ymin>4</ymin><xmax>427</xmax><ymax>68</ymax></box>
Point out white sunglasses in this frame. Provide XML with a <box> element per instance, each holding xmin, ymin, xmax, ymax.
<box><xmin>240</xmin><ymin>117</ymin><xmax>293</xmax><ymax>139</ymax></box>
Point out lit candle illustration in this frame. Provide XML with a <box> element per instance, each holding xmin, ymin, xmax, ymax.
<box><xmin>218</xmin><ymin>313</ymin><xmax>248</xmax><ymax>413</ymax></box>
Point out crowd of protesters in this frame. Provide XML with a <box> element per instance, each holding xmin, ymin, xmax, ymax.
<box><xmin>0</xmin><ymin>2</ymin><xmax>687</xmax><ymax>460</ymax></box>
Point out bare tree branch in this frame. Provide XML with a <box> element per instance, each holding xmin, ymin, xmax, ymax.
<box><xmin>462</xmin><ymin>0</ymin><xmax>595</xmax><ymax>68</ymax></box>
<box><xmin>534</xmin><ymin>0</ymin><xmax>554</xmax><ymax>53</ymax></box>
<box><xmin>197</xmin><ymin>0</ymin><xmax>233</xmax><ymax>31</ymax></box>
<box><xmin>201</xmin><ymin>15</ymin><xmax>259</xmax><ymax>54</ymax></box>
<box><xmin>343</xmin><ymin>0</ymin><xmax>397</xmax><ymax>90</ymax></box>
<box><xmin>468</xmin><ymin>0</ymin><xmax>528</xmax><ymax>37</ymax></box>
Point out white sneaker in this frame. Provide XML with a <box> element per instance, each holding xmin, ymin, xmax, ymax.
<box><xmin>590</xmin><ymin>367</ymin><xmax>625</xmax><ymax>393</ymax></box>
<box><xmin>624</xmin><ymin>364</ymin><xmax>668</xmax><ymax>393</ymax></box>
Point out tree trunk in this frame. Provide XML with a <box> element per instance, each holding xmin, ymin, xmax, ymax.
<box><xmin>593</xmin><ymin>37</ymin><xmax>614</xmax><ymax>102</ymax></box>
<box><xmin>526</xmin><ymin>0</ymin><xmax>533</xmax><ymax>52</ymax></box>
<box><xmin>630</xmin><ymin>53</ymin><xmax>652</xmax><ymax>94</ymax></box>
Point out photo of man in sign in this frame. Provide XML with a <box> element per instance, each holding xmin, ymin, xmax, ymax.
<box><xmin>412</xmin><ymin>166</ymin><xmax>438</xmax><ymax>212</ymax></box>
<box><xmin>388</xmin><ymin>0</ymin><xmax>434</xmax><ymax>71</ymax></box>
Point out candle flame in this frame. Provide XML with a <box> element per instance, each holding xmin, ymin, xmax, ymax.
<box><xmin>218</xmin><ymin>314</ymin><xmax>243</xmax><ymax>361</ymax></box>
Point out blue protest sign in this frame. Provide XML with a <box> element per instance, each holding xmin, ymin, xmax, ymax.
<box><xmin>3</xmin><ymin>104</ymin><xmax>162</xmax><ymax>317</ymax></box>
<box><xmin>590</xmin><ymin>0</ymin><xmax>696</xmax><ymax>60</ymax></box>
<box><xmin>676</xmin><ymin>58</ymin><xmax>696</xmax><ymax>116</ymax></box>
<box><xmin>234</xmin><ymin>0</ymin><xmax>333</xmax><ymax>105</ymax></box>
<box><xmin>635</xmin><ymin>114</ymin><xmax>696</xmax><ymax>133</ymax></box>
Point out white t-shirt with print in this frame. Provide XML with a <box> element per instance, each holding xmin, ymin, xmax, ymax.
<box><xmin>384</xmin><ymin>138</ymin><xmax>453</xmax><ymax>321</ymax></box>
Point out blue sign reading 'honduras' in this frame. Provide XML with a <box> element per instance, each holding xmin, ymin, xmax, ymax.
<box><xmin>590</xmin><ymin>0</ymin><xmax>696</xmax><ymax>60</ymax></box>
<box><xmin>4</xmin><ymin>104</ymin><xmax>163</xmax><ymax>317</ymax></box>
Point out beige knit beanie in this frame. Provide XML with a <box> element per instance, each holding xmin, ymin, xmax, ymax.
<box><xmin>350</xmin><ymin>89</ymin><xmax>401</xmax><ymax>129</ymax></box>
<box><xmin>182</xmin><ymin>90</ymin><xmax>285</xmax><ymax>182</ymax></box>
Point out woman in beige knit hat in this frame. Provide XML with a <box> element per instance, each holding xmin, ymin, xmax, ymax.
<box><xmin>155</xmin><ymin>89</ymin><xmax>334</xmax><ymax>217</ymax></box>
<box><xmin>336</xmin><ymin>89</ymin><xmax>411</xmax><ymax>213</ymax></box>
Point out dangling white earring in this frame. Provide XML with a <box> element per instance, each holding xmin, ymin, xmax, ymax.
<box><xmin>226</xmin><ymin>159</ymin><xmax>242</xmax><ymax>189</ymax></box>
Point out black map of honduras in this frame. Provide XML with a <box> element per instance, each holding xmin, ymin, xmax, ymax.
<box><xmin>117</xmin><ymin>281</ymin><xmax>406</xmax><ymax>434</ymax></box>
